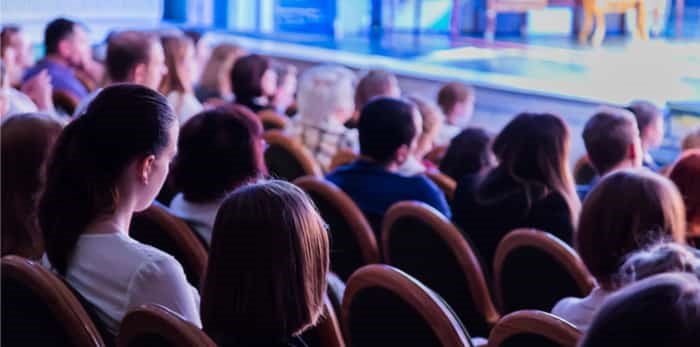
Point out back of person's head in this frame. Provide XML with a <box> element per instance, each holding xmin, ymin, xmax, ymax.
<box><xmin>437</xmin><ymin>82</ymin><xmax>474</xmax><ymax>119</ymax></box>
<box><xmin>580</xmin><ymin>273</ymin><xmax>700</xmax><ymax>347</ymax></box>
<box><xmin>354</xmin><ymin>69</ymin><xmax>400</xmax><ymax>111</ymax></box>
<box><xmin>682</xmin><ymin>127</ymin><xmax>700</xmax><ymax>151</ymax></box>
<box><xmin>231</xmin><ymin>54</ymin><xmax>272</xmax><ymax>101</ymax></box>
<box><xmin>669</xmin><ymin>150</ymin><xmax>700</xmax><ymax>227</ymax></box>
<box><xmin>297</xmin><ymin>65</ymin><xmax>355</xmax><ymax>124</ymax></box>
<box><xmin>492</xmin><ymin>112</ymin><xmax>578</xmax><ymax>217</ymax></box>
<box><xmin>358</xmin><ymin>97</ymin><xmax>417</xmax><ymax>165</ymax></box>
<box><xmin>626</xmin><ymin>100</ymin><xmax>664</xmax><ymax>149</ymax></box>
<box><xmin>582</xmin><ymin>107</ymin><xmax>642</xmax><ymax>175</ymax></box>
<box><xmin>44</xmin><ymin>18</ymin><xmax>77</xmax><ymax>55</ymax></box>
<box><xmin>172</xmin><ymin>105</ymin><xmax>266</xmax><ymax>203</ymax></box>
<box><xmin>201</xmin><ymin>180</ymin><xmax>329</xmax><ymax>345</ymax></box>
<box><xmin>1</xmin><ymin>113</ymin><xmax>63</xmax><ymax>258</ymax></box>
<box><xmin>38</xmin><ymin>84</ymin><xmax>177</xmax><ymax>275</ymax></box>
<box><xmin>106</xmin><ymin>31</ymin><xmax>161</xmax><ymax>86</ymax></box>
<box><xmin>1</xmin><ymin>25</ymin><xmax>20</xmax><ymax>57</ymax></box>
<box><xmin>406</xmin><ymin>95</ymin><xmax>444</xmax><ymax>158</ymax></box>
<box><xmin>160</xmin><ymin>34</ymin><xmax>194</xmax><ymax>94</ymax></box>
<box><xmin>576</xmin><ymin>169</ymin><xmax>687</xmax><ymax>289</ymax></box>
<box><xmin>619</xmin><ymin>242</ymin><xmax>700</xmax><ymax>285</ymax></box>
<box><xmin>198</xmin><ymin>43</ymin><xmax>245</xmax><ymax>97</ymax></box>
<box><xmin>439</xmin><ymin>127</ymin><xmax>495</xmax><ymax>181</ymax></box>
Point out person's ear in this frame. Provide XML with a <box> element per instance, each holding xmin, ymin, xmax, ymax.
<box><xmin>394</xmin><ymin>144</ymin><xmax>411</xmax><ymax>165</ymax></box>
<box><xmin>131</xmin><ymin>63</ymin><xmax>147</xmax><ymax>84</ymax></box>
<box><xmin>137</xmin><ymin>154</ymin><xmax>156</xmax><ymax>185</ymax></box>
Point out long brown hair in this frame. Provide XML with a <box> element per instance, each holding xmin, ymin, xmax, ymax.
<box><xmin>38</xmin><ymin>84</ymin><xmax>176</xmax><ymax>274</ymax></box>
<box><xmin>201</xmin><ymin>180</ymin><xmax>329</xmax><ymax>346</ymax></box>
<box><xmin>198</xmin><ymin>43</ymin><xmax>245</xmax><ymax>98</ymax></box>
<box><xmin>1</xmin><ymin>114</ymin><xmax>63</xmax><ymax>258</ymax></box>
<box><xmin>488</xmin><ymin>112</ymin><xmax>580</xmax><ymax>221</ymax></box>
<box><xmin>160</xmin><ymin>34</ymin><xmax>194</xmax><ymax>94</ymax></box>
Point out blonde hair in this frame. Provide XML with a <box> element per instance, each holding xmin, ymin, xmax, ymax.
<box><xmin>406</xmin><ymin>95</ymin><xmax>444</xmax><ymax>158</ymax></box>
<box><xmin>198</xmin><ymin>43</ymin><xmax>245</xmax><ymax>99</ymax></box>
<box><xmin>619</xmin><ymin>242</ymin><xmax>699</xmax><ymax>285</ymax></box>
<box><xmin>297</xmin><ymin>65</ymin><xmax>356</xmax><ymax>124</ymax></box>
<box><xmin>159</xmin><ymin>34</ymin><xmax>194</xmax><ymax>94</ymax></box>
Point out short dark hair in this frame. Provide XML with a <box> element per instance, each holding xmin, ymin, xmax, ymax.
<box><xmin>202</xmin><ymin>180</ymin><xmax>329</xmax><ymax>345</ymax></box>
<box><xmin>582</xmin><ymin>108</ymin><xmax>639</xmax><ymax>175</ymax></box>
<box><xmin>38</xmin><ymin>84</ymin><xmax>176</xmax><ymax>275</ymax></box>
<box><xmin>106</xmin><ymin>31</ymin><xmax>157</xmax><ymax>82</ymax></box>
<box><xmin>44</xmin><ymin>18</ymin><xmax>77</xmax><ymax>55</ymax></box>
<box><xmin>172</xmin><ymin>105</ymin><xmax>267</xmax><ymax>203</ymax></box>
<box><xmin>231</xmin><ymin>54</ymin><xmax>270</xmax><ymax>101</ymax></box>
<box><xmin>358</xmin><ymin>97</ymin><xmax>416</xmax><ymax>164</ymax></box>
<box><xmin>439</xmin><ymin>127</ymin><xmax>494</xmax><ymax>181</ymax></box>
<box><xmin>626</xmin><ymin>100</ymin><xmax>662</xmax><ymax>134</ymax></box>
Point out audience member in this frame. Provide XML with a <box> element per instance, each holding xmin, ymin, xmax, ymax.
<box><xmin>231</xmin><ymin>54</ymin><xmax>277</xmax><ymax>113</ymax></box>
<box><xmin>682</xmin><ymin>126</ymin><xmax>700</xmax><ymax>151</ymax></box>
<box><xmin>327</xmin><ymin>97</ymin><xmax>450</xmax><ymax>233</ymax></box>
<box><xmin>435</xmin><ymin>82</ymin><xmax>475</xmax><ymax>146</ymax></box>
<box><xmin>439</xmin><ymin>127</ymin><xmax>495</xmax><ymax>181</ymax></box>
<box><xmin>170</xmin><ymin>105</ymin><xmax>267</xmax><ymax>245</ymax></box>
<box><xmin>183</xmin><ymin>30</ymin><xmax>210</xmax><ymax>84</ymax></box>
<box><xmin>73</xmin><ymin>31</ymin><xmax>166</xmax><ymax>117</ymax></box>
<box><xmin>405</xmin><ymin>95</ymin><xmax>444</xmax><ymax>172</ymax></box>
<box><xmin>453</xmin><ymin>113</ymin><xmax>580</xmax><ymax>271</ymax></box>
<box><xmin>1</xmin><ymin>113</ymin><xmax>63</xmax><ymax>258</ymax></box>
<box><xmin>271</xmin><ymin>62</ymin><xmax>298</xmax><ymax>115</ymax></box>
<box><xmin>619</xmin><ymin>242</ymin><xmax>700</xmax><ymax>284</ymax></box>
<box><xmin>552</xmin><ymin>169</ymin><xmax>686</xmax><ymax>331</ymax></box>
<box><xmin>578</xmin><ymin>107</ymin><xmax>643</xmax><ymax>200</ymax></box>
<box><xmin>1</xmin><ymin>25</ymin><xmax>34</xmax><ymax>87</ymax></box>
<box><xmin>38</xmin><ymin>84</ymin><xmax>200</xmax><ymax>334</ymax></box>
<box><xmin>350</xmin><ymin>69</ymin><xmax>400</xmax><ymax>126</ymax></box>
<box><xmin>160</xmin><ymin>34</ymin><xmax>203</xmax><ymax>123</ymax></box>
<box><xmin>23</xmin><ymin>18</ymin><xmax>90</xmax><ymax>100</ymax></box>
<box><xmin>669</xmin><ymin>150</ymin><xmax>700</xmax><ymax>241</ymax></box>
<box><xmin>395</xmin><ymin>99</ymin><xmax>426</xmax><ymax>176</ymax></box>
<box><xmin>195</xmin><ymin>43</ymin><xmax>245</xmax><ymax>102</ymax></box>
<box><xmin>201</xmin><ymin>180</ymin><xmax>328</xmax><ymax>347</ymax></box>
<box><xmin>626</xmin><ymin>100</ymin><xmax>665</xmax><ymax>170</ymax></box>
<box><xmin>291</xmin><ymin>65</ymin><xmax>358</xmax><ymax>170</ymax></box>
<box><xmin>579</xmin><ymin>273</ymin><xmax>700</xmax><ymax>347</ymax></box>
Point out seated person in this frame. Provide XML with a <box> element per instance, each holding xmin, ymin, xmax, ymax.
<box><xmin>231</xmin><ymin>54</ymin><xmax>277</xmax><ymax>114</ymax></box>
<box><xmin>1</xmin><ymin>25</ymin><xmax>34</xmax><ymax>86</ymax></box>
<box><xmin>270</xmin><ymin>62</ymin><xmax>297</xmax><ymax>115</ymax></box>
<box><xmin>626</xmin><ymin>100</ymin><xmax>664</xmax><ymax>170</ymax></box>
<box><xmin>681</xmin><ymin>126</ymin><xmax>700</xmax><ymax>151</ymax></box>
<box><xmin>327</xmin><ymin>97</ymin><xmax>450</xmax><ymax>232</ymax></box>
<box><xmin>23</xmin><ymin>18</ymin><xmax>90</xmax><ymax>100</ymax></box>
<box><xmin>73</xmin><ymin>30</ymin><xmax>166</xmax><ymax>117</ymax></box>
<box><xmin>170</xmin><ymin>105</ymin><xmax>267</xmax><ymax>245</ymax></box>
<box><xmin>578</xmin><ymin>107</ymin><xmax>643</xmax><ymax>200</ymax></box>
<box><xmin>579</xmin><ymin>273</ymin><xmax>700</xmax><ymax>347</ymax></box>
<box><xmin>435</xmin><ymin>82</ymin><xmax>475</xmax><ymax>146</ymax></box>
<box><xmin>619</xmin><ymin>242</ymin><xmax>700</xmax><ymax>284</ymax></box>
<box><xmin>350</xmin><ymin>69</ymin><xmax>401</xmax><ymax>126</ymax></box>
<box><xmin>398</xmin><ymin>95</ymin><xmax>444</xmax><ymax>176</ymax></box>
<box><xmin>160</xmin><ymin>34</ymin><xmax>202</xmax><ymax>124</ymax></box>
<box><xmin>290</xmin><ymin>65</ymin><xmax>358</xmax><ymax>171</ymax></box>
<box><xmin>453</xmin><ymin>113</ymin><xmax>579</xmax><ymax>272</ymax></box>
<box><xmin>552</xmin><ymin>169</ymin><xmax>687</xmax><ymax>332</ymax></box>
<box><xmin>439</xmin><ymin>127</ymin><xmax>495</xmax><ymax>182</ymax></box>
<box><xmin>195</xmin><ymin>43</ymin><xmax>245</xmax><ymax>102</ymax></box>
<box><xmin>669</xmin><ymin>150</ymin><xmax>700</xmax><ymax>242</ymax></box>
<box><xmin>201</xmin><ymin>180</ymin><xmax>328</xmax><ymax>347</ymax></box>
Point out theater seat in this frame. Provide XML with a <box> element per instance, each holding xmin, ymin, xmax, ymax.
<box><xmin>258</xmin><ymin>109</ymin><xmax>290</xmax><ymax>130</ymax></box>
<box><xmin>117</xmin><ymin>304</ymin><xmax>216</xmax><ymax>347</ymax></box>
<box><xmin>264</xmin><ymin>130</ymin><xmax>322</xmax><ymax>181</ymax></box>
<box><xmin>488</xmin><ymin>310</ymin><xmax>581</xmax><ymax>347</ymax></box>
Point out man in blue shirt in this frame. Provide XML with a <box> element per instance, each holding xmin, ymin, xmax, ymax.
<box><xmin>327</xmin><ymin>97</ymin><xmax>451</xmax><ymax>233</ymax></box>
<box><xmin>579</xmin><ymin>107</ymin><xmax>643</xmax><ymax>201</ymax></box>
<box><xmin>23</xmin><ymin>18</ymin><xmax>91</xmax><ymax>101</ymax></box>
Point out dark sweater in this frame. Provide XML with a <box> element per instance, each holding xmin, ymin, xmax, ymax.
<box><xmin>452</xmin><ymin>167</ymin><xmax>575</xmax><ymax>273</ymax></box>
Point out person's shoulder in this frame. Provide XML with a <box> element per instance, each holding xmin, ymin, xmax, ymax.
<box><xmin>551</xmin><ymin>296</ymin><xmax>584</xmax><ymax>317</ymax></box>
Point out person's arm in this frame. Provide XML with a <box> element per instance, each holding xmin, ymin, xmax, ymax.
<box><xmin>126</xmin><ymin>257</ymin><xmax>201</xmax><ymax>327</ymax></box>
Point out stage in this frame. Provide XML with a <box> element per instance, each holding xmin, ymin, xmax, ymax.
<box><xmin>207</xmin><ymin>28</ymin><xmax>700</xmax><ymax>164</ymax></box>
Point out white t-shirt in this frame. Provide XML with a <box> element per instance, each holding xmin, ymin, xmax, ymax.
<box><xmin>42</xmin><ymin>231</ymin><xmax>201</xmax><ymax>334</ymax></box>
<box><xmin>167</xmin><ymin>91</ymin><xmax>203</xmax><ymax>124</ymax></box>
<box><xmin>551</xmin><ymin>286</ymin><xmax>611</xmax><ymax>332</ymax></box>
<box><xmin>434</xmin><ymin>122</ymin><xmax>462</xmax><ymax>147</ymax></box>
<box><xmin>169</xmin><ymin>193</ymin><xmax>223</xmax><ymax>245</ymax></box>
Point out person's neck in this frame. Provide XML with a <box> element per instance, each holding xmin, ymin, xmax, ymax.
<box><xmin>359</xmin><ymin>155</ymin><xmax>397</xmax><ymax>172</ymax></box>
<box><xmin>84</xmin><ymin>205</ymin><xmax>133</xmax><ymax>235</ymax></box>
<box><xmin>601</xmin><ymin>160</ymin><xmax>637</xmax><ymax>177</ymax></box>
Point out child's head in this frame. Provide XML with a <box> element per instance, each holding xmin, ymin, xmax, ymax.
<box><xmin>437</xmin><ymin>82</ymin><xmax>474</xmax><ymax>128</ymax></box>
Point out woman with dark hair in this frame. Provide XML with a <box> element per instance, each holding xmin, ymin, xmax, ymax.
<box><xmin>439</xmin><ymin>127</ymin><xmax>496</xmax><ymax>181</ymax></box>
<box><xmin>453</xmin><ymin>113</ymin><xmax>580</xmax><ymax>272</ymax></box>
<box><xmin>231</xmin><ymin>54</ymin><xmax>277</xmax><ymax>113</ymax></box>
<box><xmin>201</xmin><ymin>180</ymin><xmax>329</xmax><ymax>347</ymax></box>
<box><xmin>1</xmin><ymin>113</ymin><xmax>63</xmax><ymax>258</ymax></box>
<box><xmin>170</xmin><ymin>105</ymin><xmax>267</xmax><ymax>245</ymax></box>
<box><xmin>38</xmin><ymin>84</ymin><xmax>200</xmax><ymax>334</ymax></box>
<box><xmin>553</xmin><ymin>169</ymin><xmax>686</xmax><ymax>331</ymax></box>
<box><xmin>668</xmin><ymin>150</ymin><xmax>700</xmax><ymax>242</ymax></box>
<box><xmin>579</xmin><ymin>273</ymin><xmax>700</xmax><ymax>347</ymax></box>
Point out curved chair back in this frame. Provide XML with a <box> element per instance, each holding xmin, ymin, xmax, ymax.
<box><xmin>425</xmin><ymin>169</ymin><xmax>457</xmax><ymax>201</ymax></box>
<box><xmin>53</xmin><ymin>90</ymin><xmax>80</xmax><ymax>116</ymax></box>
<box><xmin>494</xmin><ymin>229</ymin><xmax>595</xmax><ymax>314</ymax></box>
<box><xmin>343</xmin><ymin>264</ymin><xmax>473</xmax><ymax>347</ymax></box>
<box><xmin>264</xmin><ymin>130</ymin><xmax>322</xmax><ymax>181</ymax></box>
<box><xmin>382</xmin><ymin>201</ymin><xmax>499</xmax><ymax>338</ymax></box>
<box><xmin>294</xmin><ymin>176</ymin><xmax>379</xmax><ymax>280</ymax></box>
<box><xmin>488</xmin><ymin>310</ymin><xmax>581</xmax><ymax>347</ymax></box>
<box><xmin>129</xmin><ymin>204</ymin><xmax>208</xmax><ymax>287</ymax></box>
<box><xmin>1</xmin><ymin>255</ymin><xmax>105</xmax><ymax>347</ymax></box>
<box><xmin>300</xmin><ymin>295</ymin><xmax>346</xmax><ymax>347</ymax></box>
<box><xmin>117</xmin><ymin>304</ymin><xmax>216</xmax><ymax>347</ymax></box>
<box><xmin>258</xmin><ymin>109</ymin><xmax>290</xmax><ymax>130</ymax></box>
